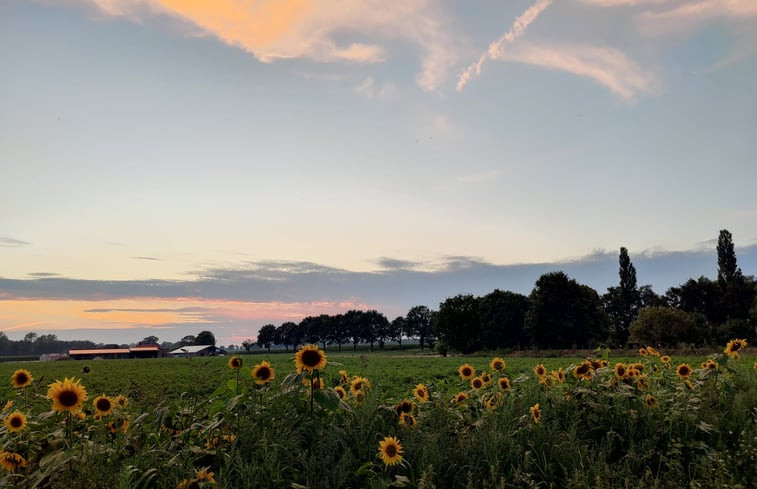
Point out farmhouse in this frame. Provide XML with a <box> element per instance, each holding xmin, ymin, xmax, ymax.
<box><xmin>67</xmin><ymin>344</ymin><xmax>163</xmax><ymax>360</ymax></box>
<box><xmin>167</xmin><ymin>345</ymin><xmax>225</xmax><ymax>357</ymax></box>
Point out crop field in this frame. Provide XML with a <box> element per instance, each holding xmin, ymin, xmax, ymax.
<box><xmin>0</xmin><ymin>345</ymin><xmax>755</xmax><ymax>489</ymax></box>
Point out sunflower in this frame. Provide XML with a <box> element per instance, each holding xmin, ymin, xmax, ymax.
<box><xmin>334</xmin><ymin>386</ymin><xmax>347</xmax><ymax>400</ymax></box>
<box><xmin>684</xmin><ymin>379</ymin><xmax>695</xmax><ymax>390</ymax></box>
<box><xmin>396</xmin><ymin>399</ymin><xmax>415</xmax><ymax>415</ymax></box>
<box><xmin>113</xmin><ymin>395</ymin><xmax>129</xmax><ymax>409</ymax></box>
<box><xmin>490</xmin><ymin>358</ymin><xmax>506</xmax><ymax>372</ymax></box>
<box><xmin>636</xmin><ymin>374</ymin><xmax>648</xmax><ymax>390</ymax></box>
<box><xmin>413</xmin><ymin>383</ymin><xmax>429</xmax><ymax>404</ymax></box>
<box><xmin>251</xmin><ymin>361</ymin><xmax>275</xmax><ymax>385</ymax></box>
<box><xmin>660</xmin><ymin>355</ymin><xmax>671</xmax><ymax>366</ymax></box>
<box><xmin>484</xmin><ymin>394</ymin><xmax>499</xmax><ymax>411</ymax></box>
<box><xmin>107</xmin><ymin>418</ymin><xmax>129</xmax><ymax>434</ymax></box>
<box><xmin>93</xmin><ymin>395</ymin><xmax>114</xmax><ymax>416</ymax></box>
<box><xmin>295</xmin><ymin>344</ymin><xmax>327</xmax><ymax>373</ymax></box>
<box><xmin>378</xmin><ymin>436</ymin><xmax>404</xmax><ymax>466</ymax></box>
<box><xmin>630</xmin><ymin>362</ymin><xmax>644</xmax><ymax>373</ymax></box>
<box><xmin>573</xmin><ymin>361</ymin><xmax>593</xmax><ymax>380</ymax></box>
<box><xmin>452</xmin><ymin>392</ymin><xmax>469</xmax><ymax>404</ymax></box>
<box><xmin>4</xmin><ymin>411</ymin><xmax>27</xmax><ymax>432</ymax></box>
<box><xmin>701</xmin><ymin>359</ymin><xmax>718</xmax><ymax>371</ymax></box>
<box><xmin>311</xmin><ymin>377</ymin><xmax>325</xmax><ymax>389</ymax></box>
<box><xmin>471</xmin><ymin>377</ymin><xmax>484</xmax><ymax>390</ymax></box>
<box><xmin>614</xmin><ymin>363</ymin><xmax>627</xmax><ymax>379</ymax></box>
<box><xmin>350</xmin><ymin>376</ymin><xmax>371</xmax><ymax>396</ymax></box>
<box><xmin>530</xmin><ymin>403</ymin><xmax>541</xmax><ymax>424</ymax></box>
<box><xmin>533</xmin><ymin>364</ymin><xmax>547</xmax><ymax>378</ymax></box>
<box><xmin>676</xmin><ymin>363</ymin><xmax>692</xmax><ymax>379</ymax></box>
<box><xmin>11</xmin><ymin>369</ymin><xmax>32</xmax><ymax>389</ymax></box>
<box><xmin>458</xmin><ymin>364</ymin><xmax>475</xmax><ymax>381</ymax></box>
<box><xmin>354</xmin><ymin>391</ymin><xmax>365</xmax><ymax>404</ymax></box>
<box><xmin>399</xmin><ymin>412</ymin><xmax>417</xmax><ymax>428</ymax></box>
<box><xmin>0</xmin><ymin>451</ymin><xmax>26</xmax><ymax>473</ymax></box>
<box><xmin>724</xmin><ymin>339</ymin><xmax>747</xmax><ymax>359</ymax></box>
<box><xmin>638</xmin><ymin>347</ymin><xmax>648</xmax><ymax>357</ymax></box>
<box><xmin>75</xmin><ymin>412</ymin><xmax>86</xmax><ymax>421</ymax></box>
<box><xmin>47</xmin><ymin>377</ymin><xmax>88</xmax><ymax>414</ymax></box>
<box><xmin>645</xmin><ymin>394</ymin><xmax>658</xmax><ymax>409</ymax></box>
<box><xmin>481</xmin><ymin>372</ymin><xmax>492</xmax><ymax>385</ymax></box>
<box><xmin>550</xmin><ymin>368</ymin><xmax>565</xmax><ymax>384</ymax></box>
<box><xmin>2</xmin><ymin>400</ymin><xmax>13</xmax><ymax>413</ymax></box>
<box><xmin>754</xmin><ymin>361</ymin><xmax>757</xmax><ymax>371</ymax></box>
<box><xmin>498</xmin><ymin>377</ymin><xmax>511</xmax><ymax>391</ymax></box>
<box><xmin>599</xmin><ymin>360</ymin><xmax>609</xmax><ymax>368</ymax></box>
<box><xmin>178</xmin><ymin>468</ymin><xmax>218</xmax><ymax>489</ymax></box>
<box><xmin>339</xmin><ymin>370</ymin><xmax>349</xmax><ymax>383</ymax></box>
<box><xmin>646</xmin><ymin>346</ymin><xmax>660</xmax><ymax>357</ymax></box>
<box><xmin>227</xmin><ymin>356</ymin><xmax>243</xmax><ymax>370</ymax></box>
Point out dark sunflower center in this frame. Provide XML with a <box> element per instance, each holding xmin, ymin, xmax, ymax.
<box><xmin>10</xmin><ymin>416</ymin><xmax>22</xmax><ymax>428</ymax></box>
<box><xmin>577</xmin><ymin>365</ymin><xmax>589</xmax><ymax>375</ymax></box>
<box><xmin>473</xmin><ymin>379</ymin><xmax>482</xmax><ymax>387</ymax></box>
<box><xmin>59</xmin><ymin>390</ymin><xmax>79</xmax><ymax>407</ymax></box>
<box><xmin>257</xmin><ymin>366</ymin><xmax>271</xmax><ymax>380</ymax></box>
<box><xmin>462</xmin><ymin>368</ymin><xmax>471</xmax><ymax>376</ymax></box>
<box><xmin>301</xmin><ymin>350</ymin><xmax>322</xmax><ymax>367</ymax></box>
<box><xmin>400</xmin><ymin>402</ymin><xmax>411</xmax><ymax>413</ymax></box>
<box><xmin>385</xmin><ymin>445</ymin><xmax>397</xmax><ymax>457</ymax></box>
<box><xmin>232</xmin><ymin>359</ymin><xmax>241</xmax><ymax>368</ymax></box>
<box><xmin>15</xmin><ymin>373</ymin><xmax>28</xmax><ymax>385</ymax></box>
<box><xmin>617</xmin><ymin>367</ymin><xmax>625</xmax><ymax>376</ymax></box>
<box><xmin>96</xmin><ymin>399</ymin><xmax>112</xmax><ymax>412</ymax></box>
<box><xmin>354</xmin><ymin>381</ymin><xmax>363</xmax><ymax>390</ymax></box>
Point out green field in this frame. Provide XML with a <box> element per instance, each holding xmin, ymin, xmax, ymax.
<box><xmin>0</xmin><ymin>348</ymin><xmax>755</xmax><ymax>488</ymax></box>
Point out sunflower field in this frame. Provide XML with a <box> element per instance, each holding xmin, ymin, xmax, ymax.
<box><xmin>0</xmin><ymin>341</ymin><xmax>755</xmax><ymax>489</ymax></box>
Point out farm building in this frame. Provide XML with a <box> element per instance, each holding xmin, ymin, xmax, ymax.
<box><xmin>167</xmin><ymin>345</ymin><xmax>225</xmax><ymax>357</ymax></box>
<box><xmin>67</xmin><ymin>344</ymin><xmax>163</xmax><ymax>360</ymax></box>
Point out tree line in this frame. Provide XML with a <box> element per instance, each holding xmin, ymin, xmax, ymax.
<box><xmin>248</xmin><ymin>229</ymin><xmax>756</xmax><ymax>353</ymax></box>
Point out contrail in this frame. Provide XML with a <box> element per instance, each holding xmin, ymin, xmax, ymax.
<box><xmin>456</xmin><ymin>0</ymin><xmax>552</xmax><ymax>91</ymax></box>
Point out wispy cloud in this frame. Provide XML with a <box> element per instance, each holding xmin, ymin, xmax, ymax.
<box><xmin>130</xmin><ymin>256</ymin><xmax>160</xmax><ymax>261</ymax></box>
<box><xmin>577</xmin><ymin>0</ymin><xmax>670</xmax><ymax>6</ymax></box>
<box><xmin>493</xmin><ymin>41</ymin><xmax>657</xmax><ymax>101</ymax></box>
<box><xmin>81</xmin><ymin>0</ymin><xmax>456</xmax><ymax>92</ymax></box>
<box><xmin>0</xmin><ymin>237</ymin><xmax>30</xmax><ymax>248</ymax></box>
<box><xmin>457</xmin><ymin>0</ymin><xmax>552</xmax><ymax>91</ymax></box>
<box><xmin>638</xmin><ymin>0</ymin><xmax>757</xmax><ymax>35</ymax></box>
<box><xmin>27</xmin><ymin>272</ymin><xmax>60</xmax><ymax>278</ymax></box>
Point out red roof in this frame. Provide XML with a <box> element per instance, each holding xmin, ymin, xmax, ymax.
<box><xmin>68</xmin><ymin>348</ymin><xmax>130</xmax><ymax>355</ymax></box>
<box><xmin>130</xmin><ymin>346</ymin><xmax>161</xmax><ymax>352</ymax></box>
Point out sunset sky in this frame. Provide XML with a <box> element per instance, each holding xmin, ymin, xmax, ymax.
<box><xmin>1</xmin><ymin>0</ymin><xmax>756</xmax><ymax>346</ymax></box>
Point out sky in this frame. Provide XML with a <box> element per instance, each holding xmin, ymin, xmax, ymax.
<box><xmin>1</xmin><ymin>0</ymin><xmax>756</xmax><ymax>346</ymax></box>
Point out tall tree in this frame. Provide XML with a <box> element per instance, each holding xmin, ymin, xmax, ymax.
<box><xmin>717</xmin><ymin>229</ymin><xmax>742</xmax><ymax>285</ymax></box>
<box><xmin>405</xmin><ymin>305</ymin><xmax>435</xmax><ymax>351</ymax></box>
<box><xmin>195</xmin><ymin>330</ymin><xmax>216</xmax><ymax>346</ymax></box>
<box><xmin>256</xmin><ymin>324</ymin><xmax>276</xmax><ymax>352</ymax></box>
<box><xmin>603</xmin><ymin>247</ymin><xmax>642</xmax><ymax>346</ymax></box>
<box><xmin>327</xmin><ymin>314</ymin><xmax>349</xmax><ymax>352</ymax></box>
<box><xmin>478</xmin><ymin>289</ymin><xmax>529</xmax><ymax>349</ymax></box>
<box><xmin>389</xmin><ymin>316</ymin><xmax>405</xmax><ymax>347</ymax></box>
<box><xmin>435</xmin><ymin>295</ymin><xmax>480</xmax><ymax>353</ymax></box>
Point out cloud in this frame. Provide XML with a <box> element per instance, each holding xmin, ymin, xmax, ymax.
<box><xmin>376</xmin><ymin>258</ymin><xmax>421</xmax><ymax>270</ymax></box>
<box><xmin>577</xmin><ymin>0</ymin><xmax>670</xmax><ymax>6</ymax></box>
<box><xmin>638</xmin><ymin>0</ymin><xmax>757</xmax><ymax>34</ymax></box>
<box><xmin>0</xmin><ymin>237</ymin><xmax>30</xmax><ymax>248</ymax></box>
<box><xmin>457</xmin><ymin>0</ymin><xmax>552</xmax><ymax>91</ymax></box>
<box><xmin>81</xmin><ymin>0</ymin><xmax>456</xmax><ymax>92</ymax></box>
<box><xmin>492</xmin><ymin>41</ymin><xmax>657</xmax><ymax>101</ymax></box>
<box><xmin>27</xmin><ymin>272</ymin><xmax>60</xmax><ymax>278</ymax></box>
<box><xmin>130</xmin><ymin>256</ymin><xmax>160</xmax><ymax>261</ymax></box>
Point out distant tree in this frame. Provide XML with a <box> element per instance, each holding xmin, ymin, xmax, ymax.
<box><xmin>300</xmin><ymin>316</ymin><xmax>322</xmax><ymax>346</ymax></box>
<box><xmin>276</xmin><ymin>322</ymin><xmax>300</xmax><ymax>352</ymax></box>
<box><xmin>242</xmin><ymin>339</ymin><xmax>254</xmax><ymax>352</ymax></box>
<box><xmin>344</xmin><ymin>310</ymin><xmax>366</xmax><ymax>351</ymax></box>
<box><xmin>603</xmin><ymin>247</ymin><xmax>642</xmax><ymax>346</ymax></box>
<box><xmin>256</xmin><ymin>324</ymin><xmax>276</xmax><ymax>352</ymax></box>
<box><xmin>639</xmin><ymin>285</ymin><xmax>664</xmax><ymax>308</ymax></box>
<box><xmin>717</xmin><ymin>229</ymin><xmax>742</xmax><ymax>285</ymax></box>
<box><xmin>525</xmin><ymin>272</ymin><xmax>609</xmax><ymax>349</ymax></box>
<box><xmin>370</xmin><ymin>311</ymin><xmax>392</xmax><ymax>349</ymax></box>
<box><xmin>405</xmin><ymin>305</ymin><xmax>435</xmax><ymax>351</ymax></box>
<box><xmin>478</xmin><ymin>289</ymin><xmax>529</xmax><ymax>349</ymax></box>
<box><xmin>24</xmin><ymin>332</ymin><xmax>37</xmax><ymax>343</ymax></box>
<box><xmin>194</xmin><ymin>330</ymin><xmax>216</xmax><ymax>346</ymax></box>
<box><xmin>327</xmin><ymin>314</ymin><xmax>349</xmax><ymax>352</ymax></box>
<box><xmin>435</xmin><ymin>295</ymin><xmax>480</xmax><ymax>353</ymax></box>
<box><xmin>138</xmin><ymin>335</ymin><xmax>160</xmax><ymax>346</ymax></box>
<box><xmin>179</xmin><ymin>335</ymin><xmax>196</xmax><ymax>347</ymax></box>
<box><xmin>389</xmin><ymin>316</ymin><xmax>405</xmax><ymax>347</ymax></box>
<box><xmin>629</xmin><ymin>306</ymin><xmax>702</xmax><ymax>347</ymax></box>
<box><xmin>666</xmin><ymin>277</ymin><xmax>723</xmax><ymax>325</ymax></box>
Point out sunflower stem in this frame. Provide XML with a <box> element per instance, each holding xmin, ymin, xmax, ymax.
<box><xmin>309</xmin><ymin>372</ymin><xmax>314</xmax><ymax>417</ymax></box>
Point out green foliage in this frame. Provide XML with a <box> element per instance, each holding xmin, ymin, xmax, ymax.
<box><xmin>629</xmin><ymin>306</ymin><xmax>702</xmax><ymax>346</ymax></box>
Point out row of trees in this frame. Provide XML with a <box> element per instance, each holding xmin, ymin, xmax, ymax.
<box><xmin>247</xmin><ymin>230</ymin><xmax>755</xmax><ymax>352</ymax></box>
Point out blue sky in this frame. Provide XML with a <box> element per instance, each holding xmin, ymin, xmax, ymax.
<box><xmin>1</xmin><ymin>0</ymin><xmax>755</xmax><ymax>345</ymax></box>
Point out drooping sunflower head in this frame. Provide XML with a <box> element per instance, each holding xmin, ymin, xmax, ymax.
<box><xmin>452</xmin><ymin>392</ymin><xmax>469</xmax><ymax>404</ymax></box>
<box><xmin>490</xmin><ymin>357</ymin><xmax>506</xmax><ymax>372</ymax></box>
<box><xmin>645</xmin><ymin>394</ymin><xmax>658</xmax><ymax>409</ymax></box>
<box><xmin>471</xmin><ymin>377</ymin><xmax>484</xmax><ymax>390</ymax></box>
<box><xmin>599</xmin><ymin>360</ymin><xmax>609</xmax><ymax>369</ymax></box>
<box><xmin>11</xmin><ymin>369</ymin><xmax>32</xmax><ymax>389</ymax></box>
<box><xmin>2</xmin><ymin>400</ymin><xmax>13</xmax><ymax>413</ymax></box>
<box><xmin>614</xmin><ymin>363</ymin><xmax>627</xmax><ymax>379</ymax></box>
<box><xmin>458</xmin><ymin>364</ymin><xmax>475</xmax><ymax>381</ymax></box>
<box><xmin>251</xmin><ymin>361</ymin><xmax>275</xmax><ymax>385</ymax></box>
<box><xmin>399</xmin><ymin>413</ymin><xmax>416</xmax><ymax>428</ymax></box>
<box><xmin>630</xmin><ymin>362</ymin><xmax>644</xmax><ymax>373</ymax></box>
<box><xmin>334</xmin><ymin>386</ymin><xmax>347</xmax><ymax>400</ymax></box>
<box><xmin>413</xmin><ymin>384</ymin><xmax>429</xmax><ymax>403</ymax></box>
<box><xmin>701</xmin><ymin>359</ymin><xmax>718</xmax><ymax>371</ymax></box>
<box><xmin>481</xmin><ymin>372</ymin><xmax>492</xmax><ymax>385</ymax></box>
<box><xmin>350</xmin><ymin>376</ymin><xmax>371</xmax><ymax>396</ymax></box>
<box><xmin>533</xmin><ymin>364</ymin><xmax>547</xmax><ymax>378</ymax></box>
<box><xmin>549</xmin><ymin>368</ymin><xmax>565</xmax><ymax>384</ymax></box>
<box><xmin>0</xmin><ymin>451</ymin><xmax>27</xmax><ymax>473</ymax></box>
<box><xmin>107</xmin><ymin>418</ymin><xmax>129</xmax><ymax>434</ymax></box>
<box><xmin>378</xmin><ymin>436</ymin><xmax>404</xmax><ymax>466</ymax></box>
<box><xmin>636</xmin><ymin>374</ymin><xmax>648</xmax><ymax>390</ymax></box>
<box><xmin>661</xmin><ymin>355</ymin><xmax>671</xmax><ymax>366</ymax></box>
<box><xmin>294</xmin><ymin>344</ymin><xmax>327</xmax><ymax>373</ymax></box>
<box><xmin>93</xmin><ymin>395</ymin><xmax>113</xmax><ymax>416</ymax></box>
<box><xmin>589</xmin><ymin>359</ymin><xmax>602</xmax><ymax>370</ymax></box>
<box><xmin>498</xmin><ymin>377</ymin><xmax>511</xmax><ymax>391</ymax></box>
<box><xmin>530</xmin><ymin>403</ymin><xmax>541</xmax><ymax>424</ymax></box>
<box><xmin>47</xmin><ymin>377</ymin><xmax>88</xmax><ymax>414</ymax></box>
<box><xmin>646</xmin><ymin>346</ymin><xmax>660</xmax><ymax>357</ymax></box>
<box><xmin>339</xmin><ymin>370</ymin><xmax>349</xmax><ymax>384</ymax></box>
<box><xmin>638</xmin><ymin>347</ymin><xmax>648</xmax><ymax>357</ymax></box>
<box><xmin>4</xmin><ymin>411</ymin><xmax>27</xmax><ymax>432</ymax></box>
<box><xmin>676</xmin><ymin>363</ymin><xmax>692</xmax><ymax>379</ymax></box>
<box><xmin>227</xmin><ymin>356</ymin><xmax>243</xmax><ymax>370</ymax></box>
<box><xmin>724</xmin><ymin>339</ymin><xmax>747</xmax><ymax>358</ymax></box>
